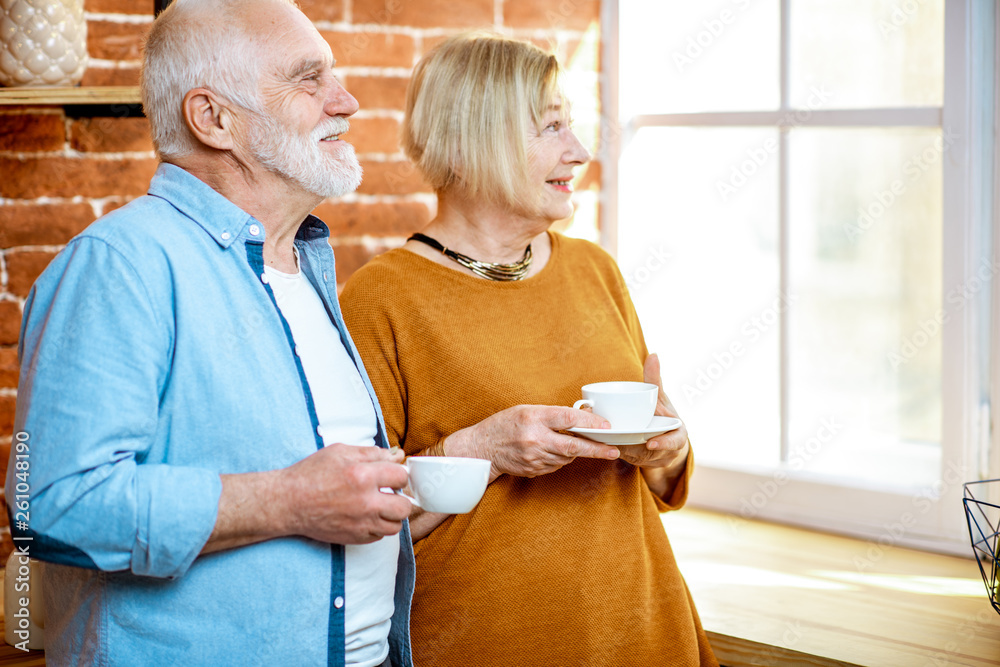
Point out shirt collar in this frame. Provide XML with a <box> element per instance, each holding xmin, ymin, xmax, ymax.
<box><xmin>147</xmin><ymin>163</ymin><xmax>256</xmax><ymax>248</ymax></box>
<box><xmin>146</xmin><ymin>163</ymin><xmax>333</xmax><ymax>247</ymax></box>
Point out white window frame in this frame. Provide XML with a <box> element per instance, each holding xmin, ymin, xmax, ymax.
<box><xmin>602</xmin><ymin>0</ymin><xmax>999</xmax><ymax>555</ymax></box>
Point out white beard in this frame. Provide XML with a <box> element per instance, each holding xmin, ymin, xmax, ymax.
<box><xmin>247</xmin><ymin>112</ymin><xmax>363</xmax><ymax>198</ymax></box>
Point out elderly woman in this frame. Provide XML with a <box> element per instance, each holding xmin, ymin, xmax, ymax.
<box><xmin>340</xmin><ymin>33</ymin><xmax>718</xmax><ymax>666</ymax></box>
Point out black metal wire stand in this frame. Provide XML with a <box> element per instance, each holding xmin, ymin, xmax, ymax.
<box><xmin>963</xmin><ymin>479</ymin><xmax>1000</xmax><ymax>616</ymax></box>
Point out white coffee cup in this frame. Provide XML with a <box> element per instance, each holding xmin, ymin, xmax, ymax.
<box><xmin>399</xmin><ymin>456</ymin><xmax>491</xmax><ymax>514</ymax></box>
<box><xmin>573</xmin><ymin>381</ymin><xmax>658</xmax><ymax>430</ymax></box>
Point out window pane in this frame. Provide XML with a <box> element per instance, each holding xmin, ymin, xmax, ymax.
<box><xmin>618</xmin><ymin>127</ymin><xmax>780</xmax><ymax>469</ymax></box>
<box><xmin>787</xmin><ymin>128</ymin><xmax>943</xmax><ymax>488</ymax></box>
<box><xmin>619</xmin><ymin>0</ymin><xmax>779</xmax><ymax>115</ymax></box>
<box><xmin>790</xmin><ymin>0</ymin><xmax>944</xmax><ymax>109</ymax></box>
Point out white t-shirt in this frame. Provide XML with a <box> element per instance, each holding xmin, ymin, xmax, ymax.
<box><xmin>265</xmin><ymin>261</ymin><xmax>399</xmax><ymax>667</ymax></box>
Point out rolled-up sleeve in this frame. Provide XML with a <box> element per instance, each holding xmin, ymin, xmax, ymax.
<box><xmin>9</xmin><ymin>237</ymin><xmax>222</xmax><ymax>579</ymax></box>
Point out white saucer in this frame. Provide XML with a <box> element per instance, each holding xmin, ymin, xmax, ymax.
<box><xmin>568</xmin><ymin>416</ymin><xmax>682</xmax><ymax>445</ymax></box>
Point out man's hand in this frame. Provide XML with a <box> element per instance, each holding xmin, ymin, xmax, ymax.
<box><xmin>276</xmin><ymin>444</ymin><xmax>411</xmax><ymax>544</ymax></box>
<box><xmin>203</xmin><ymin>444</ymin><xmax>412</xmax><ymax>555</ymax></box>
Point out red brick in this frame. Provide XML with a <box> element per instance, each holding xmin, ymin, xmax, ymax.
<box><xmin>0</xmin><ymin>348</ymin><xmax>18</xmax><ymax>389</ymax></box>
<box><xmin>343</xmin><ymin>75</ymin><xmax>411</xmax><ymax>112</ymax></box>
<box><xmin>5</xmin><ymin>251</ymin><xmax>58</xmax><ymax>298</ymax></box>
<box><xmin>324</xmin><ymin>30</ymin><xmax>416</xmax><ymax>68</ymax></box>
<box><xmin>84</xmin><ymin>0</ymin><xmax>152</xmax><ymax>14</ymax></box>
<box><xmin>0</xmin><ymin>202</ymin><xmax>96</xmax><ymax>249</ymax></box>
<box><xmin>576</xmin><ymin>160</ymin><xmax>601</xmax><ymax>191</ymax></box>
<box><xmin>81</xmin><ymin>66</ymin><xmax>141</xmax><ymax>87</ymax></box>
<box><xmin>313</xmin><ymin>200</ymin><xmax>430</xmax><ymax>236</ymax></box>
<box><xmin>0</xmin><ymin>303</ymin><xmax>21</xmax><ymax>346</ymax></box>
<box><xmin>330</xmin><ymin>242</ymin><xmax>389</xmax><ymax>285</ymax></box>
<box><xmin>526</xmin><ymin>36</ymin><xmax>560</xmax><ymax>55</ymax></box>
<box><xmin>419</xmin><ymin>34</ymin><xmax>452</xmax><ymax>57</ymax></box>
<box><xmin>0</xmin><ymin>529</ymin><xmax>11</xmax><ymax>565</ymax></box>
<box><xmin>504</xmin><ymin>0</ymin><xmax>599</xmax><ymax>31</ymax></box>
<box><xmin>356</xmin><ymin>160</ymin><xmax>431</xmax><ymax>195</ymax></box>
<box><xmin>297</xmin><ymin>0</ymin><xmax>346</xmax><ymax>23</ymax></box>
<box><xmin>87</xmin><ymin>20</ymin><xmax>150</xmax><ymax>62</ymax></box>
<box><xmin>354</xmin><ymin>0</ymin><xmax>493</xmax><ymax>28</ymax></box>
<box><xmin>0</xmin><ymin>114</ymin><xmax>65</xmax><ymax>152</ymax></box>
<box><xmin>0</xmin><ymin>157</ymin><xmax>158</xmax><ymax>199</ymax></box>
<box><xmin>0</xmin><ymin>445</ymin><xmax>8</xmax><ymax>510</ymax></box>
<box><xmin>70</xmin><ymin>117</ymin><xmax>153</xmax><ymax>153</ymax></box>
<box><xmin>345</xmin><ymin>116</ymin><xmax>400</xmax><ymax>155</ymax></box>
<box><xmin>0</xmin><ymin>395</ymin><xmax>14</xmax><ymax>438</ymax></box>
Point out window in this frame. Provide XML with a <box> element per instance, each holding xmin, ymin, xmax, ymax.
<box><xmin>607</xmin><ymin>0</ymin><xmax>998</xmax><ymax>554</ymax></box>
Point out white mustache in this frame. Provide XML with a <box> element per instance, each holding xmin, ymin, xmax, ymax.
<box><xmin>313</xmin><ymin>118</ymin><xmax>350</xmax><ymax>141</ymax></box>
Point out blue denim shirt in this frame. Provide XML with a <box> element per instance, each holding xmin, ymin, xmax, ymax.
<box><xmin>8</xmin><ymin>163</ymin><xmax>415</xmax><ymax>667</ymax></box>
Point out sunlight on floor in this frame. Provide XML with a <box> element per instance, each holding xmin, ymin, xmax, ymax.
<box><xmin>814</xmin><ymin>570</ymin><xmax>984</xmax><ymax>597</ymax></box>
<box><xmin>679</xmin><ymin>562</ymin><xmax>855</xmax><ymax>591</ymax></box>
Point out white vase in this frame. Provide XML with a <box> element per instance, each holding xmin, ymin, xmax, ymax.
<box><xmin>0</xmin><ymin>0</ymin><xmax>87</xmax><ymax>87</ymax></box>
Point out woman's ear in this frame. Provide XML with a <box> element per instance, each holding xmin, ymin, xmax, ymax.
<box><xmin>181</xmin><ymin>88</ymin><xmax>237</xmax><ymax>151</ymax></box>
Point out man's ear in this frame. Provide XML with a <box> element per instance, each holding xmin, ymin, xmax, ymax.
<box><xmin>182</xmin><ymin>88</ymin><xmax>237</xmax><ymax>151</ymax></box>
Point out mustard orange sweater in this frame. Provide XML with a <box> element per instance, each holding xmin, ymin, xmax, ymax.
<box><xmin>341</xmin><ymin>232</ymin><xmax>717</xmax><ymax>667</ymax></box>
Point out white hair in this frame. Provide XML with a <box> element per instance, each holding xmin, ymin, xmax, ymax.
<box><xmin>140</xmin><ymin>0</ymin><xmax>298</xmax><ymax>159</ymax></box>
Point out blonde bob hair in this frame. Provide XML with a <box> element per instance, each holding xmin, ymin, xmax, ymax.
<box><xmin>402</xmin><ymin>32</ymin><xmax>563</xmax><ymax>211</ymax></box>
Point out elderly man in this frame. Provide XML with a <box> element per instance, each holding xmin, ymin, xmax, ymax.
<box><xmin>7</xmin><ymin>0</ymin><xmax>414</xmax><ymax>665</ymax></box>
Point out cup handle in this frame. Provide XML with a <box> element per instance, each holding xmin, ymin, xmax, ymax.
<box><xmin>395</xmin><ymin>461</ymin><xmax>421</xmax><ymax>508</ymax></box>
<box><xmin>573</xmin><ymin>399</ymin><xmax>594</xmax><ymax>410</ymax></box>
<box><xmin>394</xmin><ymin>489</ymin><xmax>421</xmax><ymax>508</ymax></box>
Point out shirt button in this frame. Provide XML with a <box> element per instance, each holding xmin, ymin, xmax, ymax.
<box><xmin>249</xmin><ymin>224</ymin><xmax>260</xmax><ymax>236</ymax></box>
<box><xmin>294</xmin><ymin>345</ymin><xmax>301</xmax><ymax>356</ymax></box>
<box><xmin>260</xmin><ymin>273</ymin><xmax>269</xmax><ymax>284</ymax></box>
<box><xmin>221</xmin><ymin>232</ymin><xmax>231</xmax><ymax>240</ymax></box>
<box><xmin>334</xmin><ymin>596</ymin><xmax>344</xmax><ymax>609</ymax></box>
<box><xmin>316</xmin><ymin>425</ymin><xmax>324</xmax><ymax>437</ymax></box>
<box><xmin>323</xmin><ymin>272</ymin><xmax>329</xmax><ymax>281</ymax></box>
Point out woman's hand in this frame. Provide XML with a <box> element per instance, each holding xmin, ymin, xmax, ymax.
<box><xmin>617</xmin><ymin>353</ymin><xmax>690</xmax><ymax>497</ymax></box>
<box><xmin>443</xmin><ymin>405</ymin><xmax>620</xmax><ymax>481</ymax></box>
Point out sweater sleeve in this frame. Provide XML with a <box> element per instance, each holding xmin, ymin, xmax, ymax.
<box><xmin>340</xmin><ymin>262</ymin><xmax>410</xmax><ymax>451</ymax></box>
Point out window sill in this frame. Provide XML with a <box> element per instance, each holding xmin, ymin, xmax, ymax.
<box><xmin>664</xmin><ymin>508</ymin><xmax>999</xmax><ymax>666</ymax></box>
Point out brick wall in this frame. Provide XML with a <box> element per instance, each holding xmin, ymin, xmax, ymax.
<box><xmin>0</xmin><ymin>0</ymin><xmax>602</xmax><ymax>560</ymax></box>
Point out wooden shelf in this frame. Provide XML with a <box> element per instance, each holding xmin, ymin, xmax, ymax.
<box><xmin>0</xmin><ymin>86</ymin><xmax>140</xmax><ymax>107</ymax></box>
